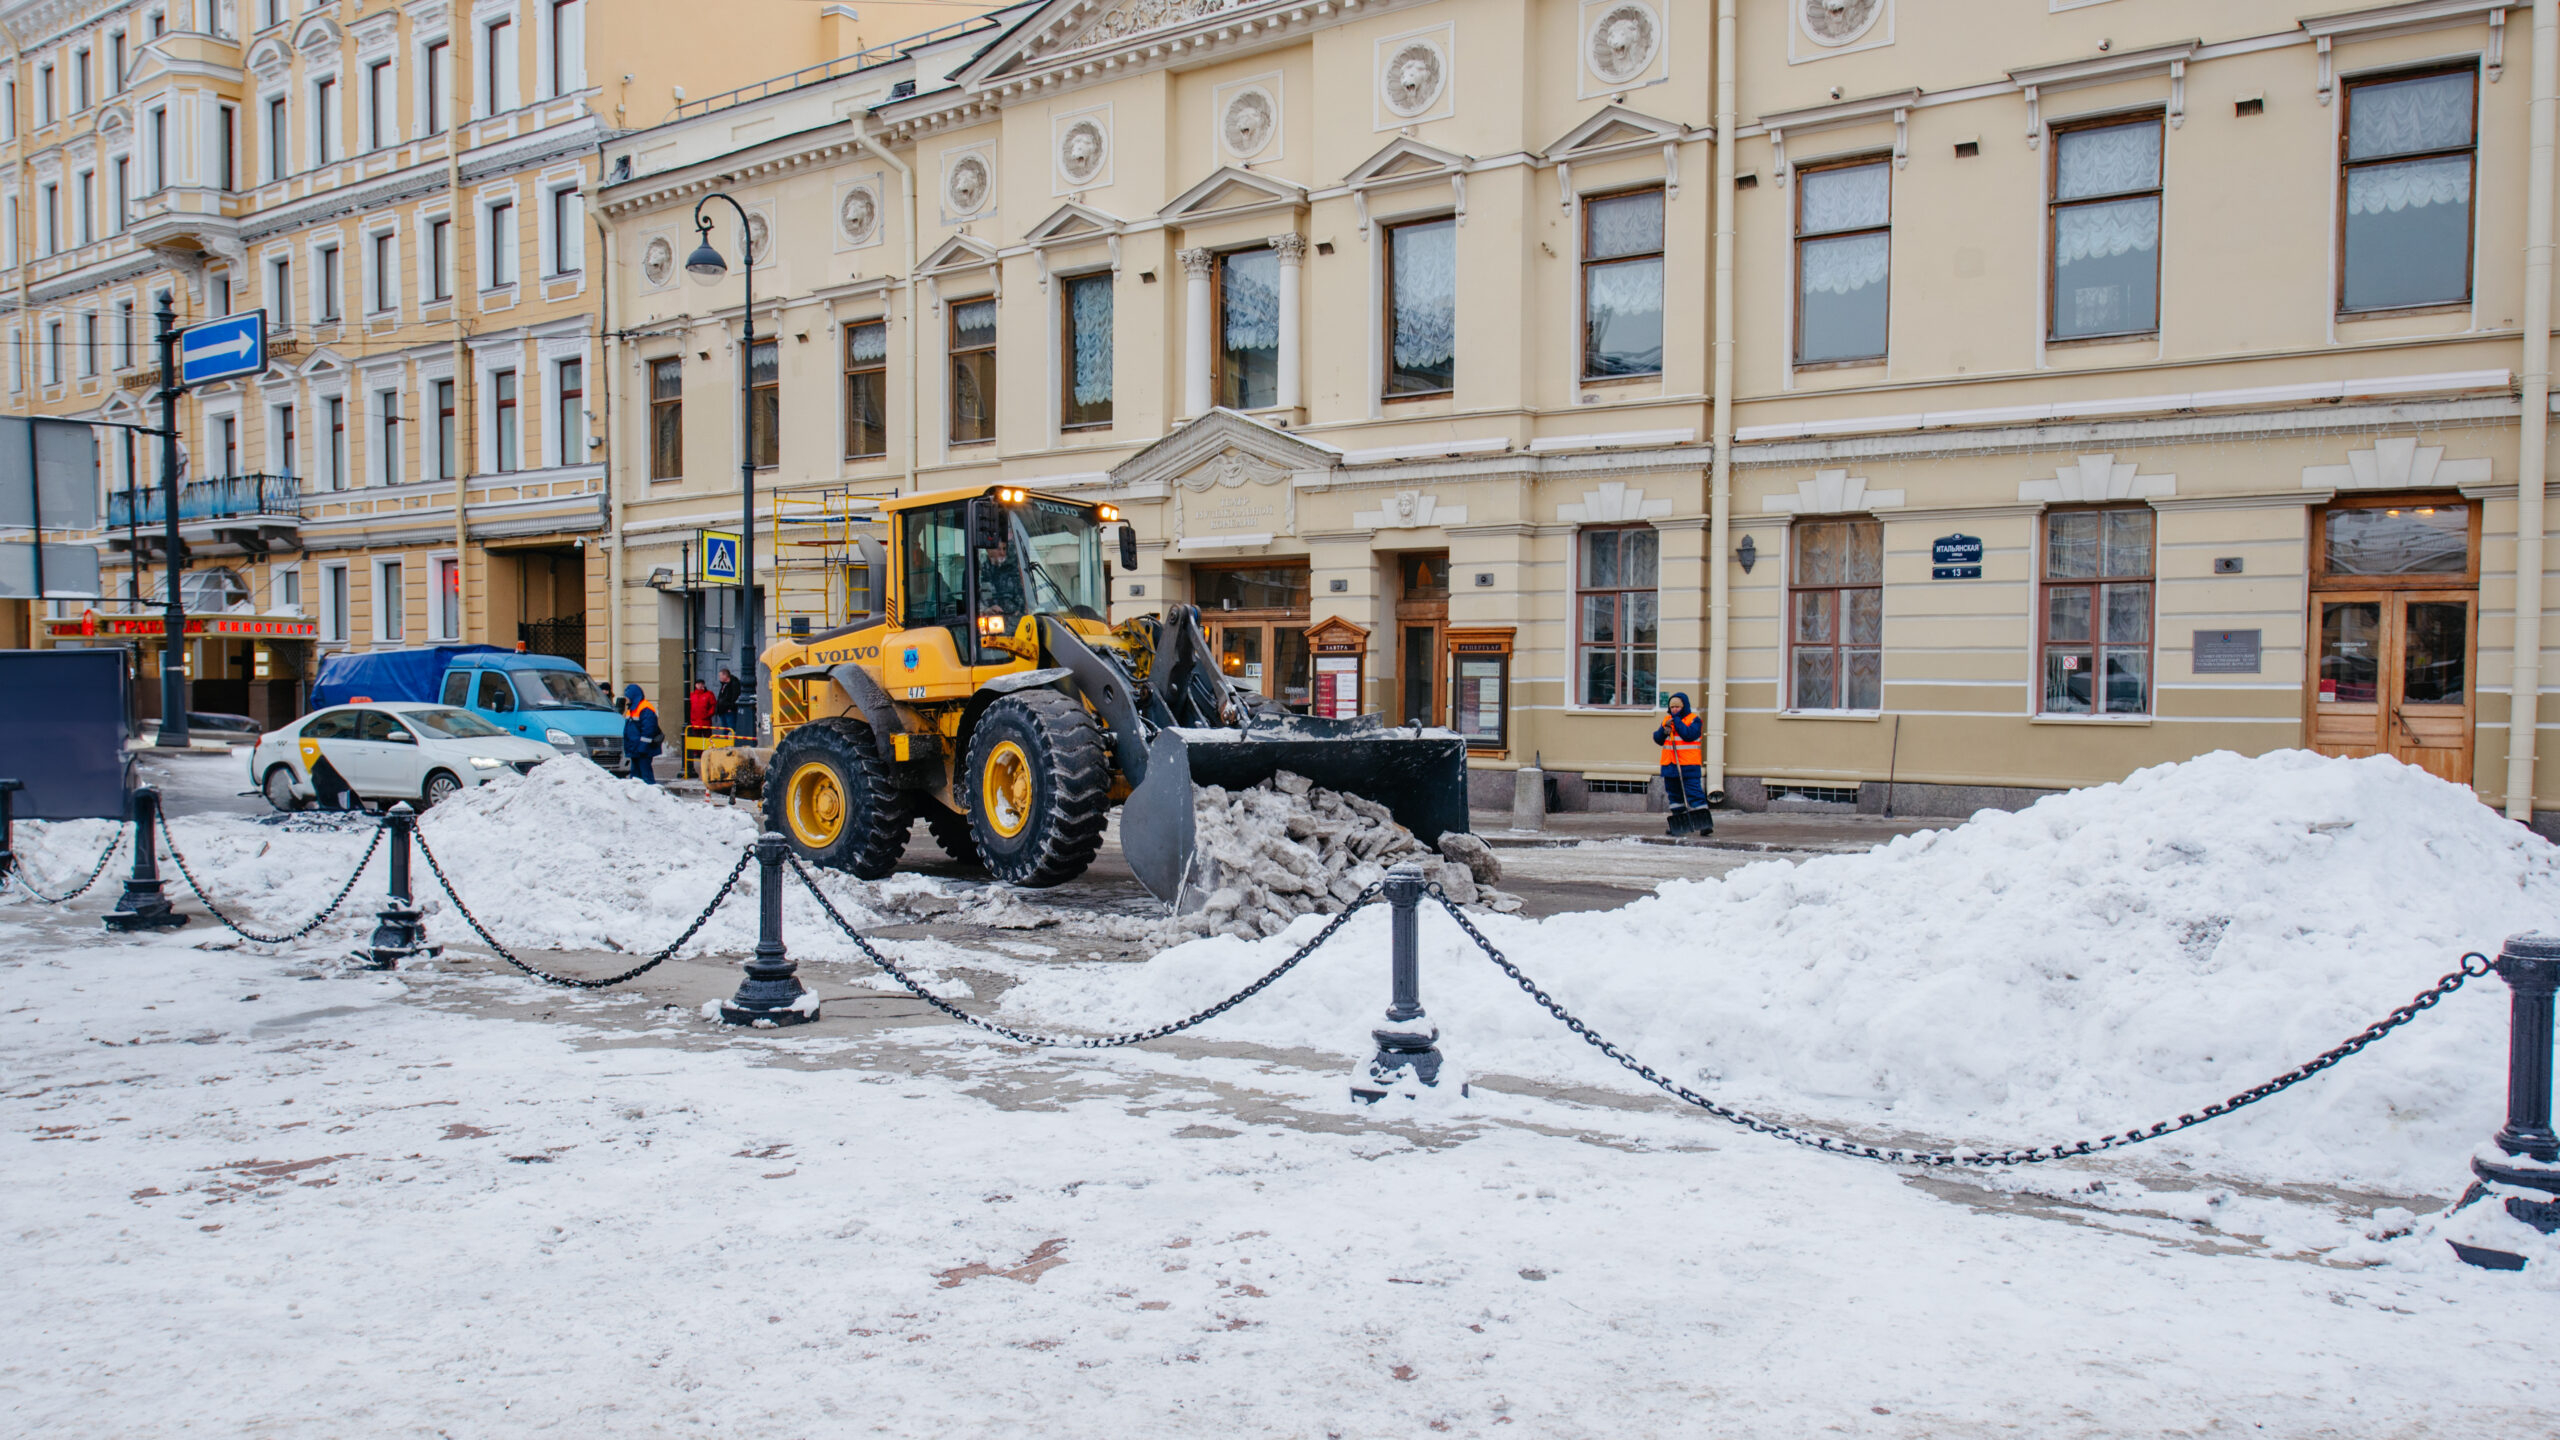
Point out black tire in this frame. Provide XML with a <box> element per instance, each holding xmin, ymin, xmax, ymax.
<box><xmin>923</xmin><ymin>803</ymin><xmax>982</xmax><ymax>868</ymax></box>
<box><xmin>964</xmin><ymin>690</ymin><xmax>1109</xmax><ymax>888</ymax></box>
<box><xmin>261</xmin><ymin>764</ymin><xmax>305</xmax><ymax>813</ymax></box>
<box><xmin>764</xmin><ymin>717</ymin><xmax>910</xmax><ymax>880</ymax></box>
<box><xmin>421</xmin><ymin>770</ymin><xmax>463</xmax><ymax>809</ymax></box>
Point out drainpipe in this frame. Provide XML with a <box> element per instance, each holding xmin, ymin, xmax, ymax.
<box><xmin>2511</xmin><ymin>0</ymin><xmax>2559</xmax><ymax>825</ymax></box>
<box><xmin>854</xmin><ymin>115</ymin><xmax>917</xmax><ymax>496</ymax></box>
<box><xmin>593</xmin><ymin>145</ymin><xmax>620</xmax><ymax>689</ymax></box>
<box><xmin>1703</xmin><ymin>0</ymin><xmax>1738</xmax><ymax>798</ymax></box>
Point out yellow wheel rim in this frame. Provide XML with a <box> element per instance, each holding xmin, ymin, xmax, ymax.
<box><xmin>981</xmin><ymin>740</ymin><xmax>1034</xmax><ymax>839</ymax></box>
<box><xmin>784</xmin><ymin>761</ymin><xmax>847</xmax><ymax>848</ymax></box>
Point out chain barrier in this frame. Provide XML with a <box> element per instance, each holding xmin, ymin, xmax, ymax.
<box><xmin>1428</xmin><ymin>886</ymin><xmax>2496</xmax><ymax>1169</ymax></box>
<box><xmin>5</xmin><ymin>832</ymin><xmax>125</xmax><ymax>904</ymax></box>
<box><xmin>414</xmin><ymin>828</ymin><xmax>753</xmax><ymax>989</ymax></box>
<box><xmin>791</xmin><ymin>852</ymin><xmax>1381</xmax><ymax>1048</ymax></box>
<box><xmin>157</xmin><ymin>815</ymin><xmax>384</xmax><ymax>946</ymax></box>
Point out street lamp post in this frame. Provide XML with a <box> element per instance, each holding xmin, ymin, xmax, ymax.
<box><xmin>152</xmin><ymin>297</ymin><xmax>188</xmax><ymax>749</ymax></box>
<box><xmin>685</xmin><ymin>195</ymin><xmax>763</xmax><ymax>741</ymax></box>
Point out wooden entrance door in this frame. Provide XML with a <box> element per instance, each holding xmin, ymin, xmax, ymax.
<box><xmin>2310</xmin><ymin>591</ymin><xmax>2476</xmax><ymax>783</ymax></box>
<box><xmin>1393</xmin><ymin>552</ymin><xmax>1450</xmax><ymax>727</ymax></box>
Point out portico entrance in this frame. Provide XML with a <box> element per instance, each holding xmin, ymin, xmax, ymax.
<box><xmin>2307</xmin><ymin>497</ymin><xmax>2477</xmax><ymax>785</ymax></box>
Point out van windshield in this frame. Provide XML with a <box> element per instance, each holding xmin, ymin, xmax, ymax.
<box><xmin>407</xmin><ymin>707</ymin><xmax>509</xmax><ymax>738</ymax></box>
<box><xmin>523</xmin><ymin>668</ymin><xmax>615</xmax><ymax>710</ymax></box>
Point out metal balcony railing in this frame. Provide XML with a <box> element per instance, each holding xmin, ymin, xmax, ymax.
<box><xmin>108</xmin><ymin>474</ymin><xmax>303</xmax><ymax>528</ymax></box>
<box><xmin>667</xmin><ymin>13</ymin><xmax>1005</xmax><ymax>122</ymax></box>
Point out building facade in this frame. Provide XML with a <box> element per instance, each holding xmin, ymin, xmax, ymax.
<box><xmin>0</xmin><ymin>0</ymin><xmax>942</xmax><ymax>724</ymax></box>
<box><xmin>628</xmin><ymin>1</ymin><xmax>2559</xmax><ymax>828</ymax></box>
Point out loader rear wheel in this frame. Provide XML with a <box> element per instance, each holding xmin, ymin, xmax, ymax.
<box><xmin>923</xmin><ymin>804</ymin><xmax>982</xmax><ymax>868</ymax></box>
<box><xmin>764</xmin><ymin>717</ymin><xmax>909</xmax><ymax>880</ymax></box>
<box><xmin>966</xmin><ymin>690</ymin><xmax>1109</xmax><ymax>888</ymax></box>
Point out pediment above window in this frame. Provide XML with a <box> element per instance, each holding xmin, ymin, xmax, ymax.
<box><xmin>1023</xmin><ymin>201</ymin><xmax>1124</xmax><ymax>245</ymax></box>
<box><xmin>1546</xmin><ymin>104</ymin><xmax>1690</xmax><ymax>161</ymax></box>
<box><xmin>1158</xmin><ymin>166</ymin><xmax>1306</xmax><ymax>226</ymax></box>
<box><xmin>916</xmin><ymin>232</ymin><xmax>1000</xmax><ymax>276</ymax></box>
<box><xmin>1109</xmin><ymin>407</ymin><xmax>1339</xmax><ymax>494</ymax></box>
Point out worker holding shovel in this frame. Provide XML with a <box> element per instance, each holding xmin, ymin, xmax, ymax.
<box><xmin>1655</xmin><ymin>693</ymin><xmax>1710</xmax><ymax>837</ymax></box>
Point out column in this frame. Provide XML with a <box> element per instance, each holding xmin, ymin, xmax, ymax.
<box><xmin>1179</xmin><ymin>247</ymin><xmax>1214</xmax><ymax>419</ymax></box>
<box><xmin>1271</xmin><ymin>233</ymin><xmax>1305</xmax><ymax>414</ymax></box>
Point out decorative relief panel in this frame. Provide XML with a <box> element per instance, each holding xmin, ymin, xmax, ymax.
<box><xmin>1053</xmin><ymin>105</ymin><xmax>1111</xmax><ymax>195</ymax></box>
<box><xmin>834</xmin><ymin>178</ymin><xmax>884</xmax><ymax>252</ymax></box>
<box><xmin>1215</xmin><ymin>75</ymin><xmax>1281</xmax><ymax>164</ymax></box>
<box><xmin>640</xmin><ymin>235</ymin><xmax>676</xmax><ymax>289</ymax></box>
<box><xmin>2301</xmin><ymin>437</ymin><xmax>2493</xmax><ymax>492</ymax></box>
<box><xmin>942</xmin><ymin>148</ymin><xmax>995</xmax><ymax>222</ymax></box>
<box><xmin>1172</xmin><ymin>447</ymin><xmax>1297</xmax><ymax>545</ymax></box>
<box><xmin>1790</xmin><ymin>0</ymin><xmax>1892</xmax><ymax>64</ymax></box>
<box><xmin>1374</xmin><ymin>26</ymin><xmax>1455</xmax><ymax>131</ymax></box>
<box><xmin>1353</xmin><ymin>489</ymin><xmax>1469</xmax><ymax>531</ymax></box>
<box><xmin>1581</xmin><ymin>0</ymin><xmax>1666</xmax><ymax>98</ymax></box>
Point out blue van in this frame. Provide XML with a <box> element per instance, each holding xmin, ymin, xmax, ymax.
<box><xmin>435</xmin><ymin>652</ymin><xmax>628</xmax><ymax>773</ymax></box>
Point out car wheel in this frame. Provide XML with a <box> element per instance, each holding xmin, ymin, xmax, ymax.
<box><xmin>261</xmin><ymin>764</ymin><xmax>306</xmax><ymax>813</ymax></box>
<box><xmin>421</xmin><ymin>770</ymin><xmax>463</xmax><ymax>809</ymax></box>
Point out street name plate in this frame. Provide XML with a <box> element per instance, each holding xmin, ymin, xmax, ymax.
<box><xmin>1931</xmin><ymin>533</ymin><xmax>1983</xmax><ymax>580</ymax></box>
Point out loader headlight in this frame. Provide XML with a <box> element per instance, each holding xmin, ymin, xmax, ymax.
<box><xmin>468</xmin><ymin>756</ymin><xmax>508</xmax><ymax>770</ymax></box>
<box><xmin>996</xmin><ymin>487</ymin><xmax>1025</xmax><ymax>504</ymax></box>
<box><xmin>979</xmin><ymin>614</ymin><xmax>1006</xmax><ymax>635</ymax></box>
<box><xmin>544</xmin><ymin>728</ymin><xmax>577</xmax><ymax>750</ymax></box>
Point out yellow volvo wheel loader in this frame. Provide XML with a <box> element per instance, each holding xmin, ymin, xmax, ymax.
<box><xmin>756</xmin><ymin>484</ymin><xmax>1470</xmax><ymax>907</ymax></box>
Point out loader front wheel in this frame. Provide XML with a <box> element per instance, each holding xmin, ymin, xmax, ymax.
<box><xmin>764</xmin><ymin>717</ymin><xmax>909</xmax><ymax>880</ymax></box>
<box><xmin>966</xmin><ymin>690</ymin><xmax>1109</xmax><ymax>887</ymax></box>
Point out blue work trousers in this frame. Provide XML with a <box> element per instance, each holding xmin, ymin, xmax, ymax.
<box><xmin>1661</xmin><ymin>763</ymin><xmax>1708</xmax><ymax>810</ymax></box>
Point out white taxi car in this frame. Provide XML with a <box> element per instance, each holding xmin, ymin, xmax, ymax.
<box><xmin>249</xmin><ymin>702</ymin><xmax>561</xmax><ymax>812</ymax></box>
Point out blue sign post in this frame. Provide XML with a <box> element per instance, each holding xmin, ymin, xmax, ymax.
<box><xmin>176</xmin><ymin>311</ymin><xmax>267</xmax><ymax>388</ymax></box>
<box><xmin>699</xmin><ymin>529</ymin><xmax>743</xmax><ymax>586</ymax></box>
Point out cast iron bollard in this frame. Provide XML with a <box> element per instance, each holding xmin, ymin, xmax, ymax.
<box><xmin>103</xmin><ymin>786</ymin><xmax>187</xmax><ymax>932</ymax></box>
<box><xmin>720</xmin><ymin>832</ymin><xmax>818</xmax><ymax>1027</ymax></box>
<box><xmin>0</xmin><ymin>778</ymin><xmax>19</xmax><ymax>883</ymax></box>
<box><xmin>362</xmin><ymin>803</ymin><xmax>438</xmax><ymax>970</ymax></box>
<box><xmin>1352</xmin><ymin>862</ymin><xmax>1444</xmax><ymax>1103</ymax></box>
<box><xmin>2450</xmin><ymin>931</ymin><xmax>2560</xmax><ymax>1270</ymax></box>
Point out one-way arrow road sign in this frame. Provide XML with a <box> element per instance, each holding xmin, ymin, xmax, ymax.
<box><xmin>177</xmin><ymin>311</ymin><xmax>267</xmax><ymax>388</ymax></box>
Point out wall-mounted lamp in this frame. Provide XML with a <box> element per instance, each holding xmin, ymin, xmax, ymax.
<box><xmin>1737</xmin><ymin>535</ymin><xmax>1757</xmax><ymax>573</ymax></box>
<box><xmin>647</xmin><ymin>566</ymin><xmax>675</xmax><ymax>589</ymax></box>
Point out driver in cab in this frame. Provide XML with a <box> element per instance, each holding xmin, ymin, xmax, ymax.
<box><xmin>976</xmin><ymin>529</ymin><xmax>1027</xmax><ymax>631</ymax></box>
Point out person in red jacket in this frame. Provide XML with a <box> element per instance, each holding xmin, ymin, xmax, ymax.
<box><xmin>1654</xmin><ymin>692</ymin><xmax>1711</xmax><ymax>836</ymax></box>
<box><xmin>686</xmin><ymin>679</ymin><xmax>717</xmax><ymax>733</ymax></box>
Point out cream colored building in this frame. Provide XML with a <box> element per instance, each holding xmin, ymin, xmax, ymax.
<box><xmin>599</xmin><ymin>0</ymin><xmax>2560</xmax><ymax>828</ymax></box>
<box><xmin>0</xmin><ymin>0</ymin><xmax>965</xmax><ymax>725</ymax></box>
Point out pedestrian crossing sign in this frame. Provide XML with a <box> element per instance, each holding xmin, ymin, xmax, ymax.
<box><xmin>698</xmin><ymin>530</ymin><xmax>742</xmax><ymax>586</ymax></box>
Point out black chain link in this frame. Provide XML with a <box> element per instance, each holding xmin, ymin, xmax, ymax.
<box><xmin>1430</xmin><ymin>885</ymin><xmax>2495</xmax><ymax>1169</ymax></box>
<box><xmin>5</xmin><ymin>832</ymin><xmax>125</xmax><ymax>904</ymax></box>
<box><xmin>791</xmin><ymin>852</ymin><xmax>1381</xmax><ymax>1047</ymax></box>
<box><xmin>414</xmin><ymin>828</ymin><xmax>753</xmax><ymax>989</ymax></box>
<box><xmin>159</xmin><ymin>815</ymin><xmax>384</xmax><ymax>946</ymax></box>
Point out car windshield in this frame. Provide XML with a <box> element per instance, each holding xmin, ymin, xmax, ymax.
<box><xmin>522</xmin><ymin>667</ymin><xmax>615</xmax><ymax>710</ymax></box>
<box><xmin>1008</xmin><ymin>499</ymin><xmax>1106</xmax><ymax>620</ymax></box>
<box><xmin>405</xmin><ymin>707</ymin><xmax>509</xmax><ymax>739</ymax></box>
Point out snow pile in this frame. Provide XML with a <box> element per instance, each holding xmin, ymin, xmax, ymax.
<box><xmin>1008</xmin><ymin>750</ymin><xmax>2557</xmax><ymax>1190</ymax></box>
<box><xmin>1172</xmin><ymin>771</ymin><xmax>1518</xmax><ymax>939</ymax></box>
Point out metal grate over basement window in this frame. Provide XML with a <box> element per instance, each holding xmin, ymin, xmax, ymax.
<box><xmin>1769</xmin><ymin>783</ymin><xmax>1860</xmax><ymax>805</ymax></box>
<box><xmin>1585</xmin><ymin>778</ymin><xmax>1651</xmax><ymax>795</ymax></box>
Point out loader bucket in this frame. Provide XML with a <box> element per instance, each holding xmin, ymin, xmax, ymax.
<box><xmin>1119</xmin><ymin>723</ymin><xmax>1473</xmax><ymax>909</ymax></box>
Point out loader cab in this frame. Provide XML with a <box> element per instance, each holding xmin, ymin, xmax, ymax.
<box><xmin>892</xmin><ymin>487</ymin><xmax>1112</xmax><ymax>681</ymax></box>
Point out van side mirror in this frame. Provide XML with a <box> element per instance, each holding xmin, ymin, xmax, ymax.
<box><xmin>1118</xmin><ymin>524</ymin><xmax>1138</xmax><ymax>572</ymax></box>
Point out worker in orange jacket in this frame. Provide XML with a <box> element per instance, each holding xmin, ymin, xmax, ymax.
<box><xmin>621</xmin><ymin>683</ymin><xmax>664</xmax><ymax>786</ymax></box>
<box><xmin>1654</xmin><ymin>692</ymin><xmax>1710</xmax><ymax>836</ymax></box>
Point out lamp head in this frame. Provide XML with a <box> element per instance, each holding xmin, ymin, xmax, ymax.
<box><xmin>684</xmin><ymin>236</ymin><xmax>728</xmax><ymax>286</ymax></box>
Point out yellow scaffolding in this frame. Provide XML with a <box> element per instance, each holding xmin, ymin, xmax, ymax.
<box><xmin>771</xmin><ymin>489</ymin><xmax>883</xmax><ymax>632</ymax></box>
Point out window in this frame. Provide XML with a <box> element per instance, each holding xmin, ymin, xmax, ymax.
<box><xmin>269</xmin><ymin>256</ymin><xmax>292</xmax><ymax>325</ymax></box>
<box><xmin>322</xmin><ymin>562</ymin><xmax>349</xmax><ymax>640</ymax></box>
<box><xmin>1796</xmin><ymin>161</ymin><xmax>1891</xmax><ymax>364</ymax></box>
<box><xmin>371</xmin><ymin>231</ymin><xmax>396</xmax><ymax>312</ymax></box>
<box><xmin>111</xmin><ymin>157</ymin><xmax>128</xmax><ymax>234</ymax></box>
<box><xmin>148</xmin><ymin>106</ymin><xmax>168</xmax><ymax>190</ymax></box>
<box><xmin>948</xmin><ymin>299</ymin><xmax>996</xmax><ymax>443</ymax></box>
<box><xmin>485</xmin><ymin>17</ymin><xmax>514</xmax><ymax>113</ymax></box>
<box><xmin>1576</xmin><ymin>526</ymin><xmax>1658</xmax><ymax>706</ymax></box>
<box><xmin>378</xmin><ymin>388</ymin><xmax>402</xmax><ymax>485</ymax></box>
<box><xmin>44</xmin><ymin>321</ymin><xmax>60</xmax><ymax>383</ymax></box>
<box><xmin>2342</xmin><ymin>67</ymin><xmax>2478</xmax><ymax>313</ymax></box>
<box><xmin>1788</xmin><ymin>519</ymin><xmax>1883</xmax><ymax>710</ymax></box>
<box><xmin>1383</xmin><ymin>216</ymin><xmax>1456</xmax><ymax>397</ymax></box>
<box><xmin>313</xmin><ymin>76</ymin><xmax>336</xmax><ymax>164</ymax></box>
<box><xmin>429</xmin><ymin>217</ymin><xmax>452</xmax><ymax>299</ymax></box>
<box><xmin>492</xmin><ymin>369</ymin><xmax>518</xmax><ymax>471</ymax></box>
<box><xmin>424</xmin><ymin>40</ymin><xmax>449</xmax><ymax>134</ymax></box>
<box><xmin>117</xmin><ymin>301</ymin><xmax>134</xmax><ymax>368</ymax></box>
<box><xmin>367</xmin><ymin>60</ymin><xmax>394</xmax><ymax>150</ymax></box>
<box><xmin>376</xmin><ymin>560</ymin><xmax>406</xmax><ymax>641</ymax></box>
<box><xmin>1582</xmin><ymin>188</ymin><xmax>1664</xmax><ymax>379</ymax></box>
<box><xmin>549</xmin><ymin>0</ymin><xmax>583</xmax><ymax>96</ymax></box>
<box><xmin>267</xmin><ymin>95</ymin><xmax>289</xmax><ymax>181</ymax></box>
<box><xmin>263</xmin><ymin>0</ymin><xmax>284</xmax><ymax>29</ymax></box>
<box><xmin>842</xmin><ymin>323</ymin><xmax>887</xmax><ymax>456</ymax></box>
<box><xmin>2040</xmin><ymin>508</ymin><xmax>2154</xmax><ymax>715</ymax></box>
<box><xmin>38</xmin><ymin>64</ymin><xmax>53</xmax><ymax>126</ymax></box>
<box><xmin>274</xmin><ymin>403</ymin><xmax>296</xmax><ymax>476</ymax></box>
<box><xmin>649</xmin><ymin>357</ymin><xmax>682</xmax><ymax>479</ymax></box>
<box><xmin>275</xmin><ymin>566</ymin><xmax>299</xmax><ymax>614</ymax></box>
<box><xmin>555</xmin><ymin>358</ymin><xmax>583</xmax><ymax>465</ymax></box>
<box><xmin>39</xmin><ymin>182</ymin><xmax>56</xmax><ymax>254</ymax></box>
<box><xmin>2</xmin><ymin>78</ymin><xmax>12</xmax><ymax>141</ymax></box>
<box><xmin>74</xmin><ymin>169</ymin><xmax>92</xmax><ymax>246</ymax></box>
<box><xmin>318</xmin><ymin>244</ymin><xmax>341</xmax><ymax>321</ymax></box>
<box><xmin>73</xmin><ymin>49</ymin><xmax>89</xmax><ymax>111</ymax></box>
<box><xmin>432</xmin><ymin>556</ymin><xmax>460</xmax><ymax>639</ymax></box>
<box><xmin>486</xmin><ymin>200</ymin><xmax>514</xmax><ymax>286</ymax></box>
<box><xmin>218</xmin><ymin>104</ymin><xmax>236</xmax><ymax>191</ymax></box>
<box><xmin>435</xmin><ymin>378</ymin><xmax>456</xmax><ymax>479</ymax></box>
<box><xmin>149</xmin><ymin>9</ymin><xmax>165</xmax><ymax>39</ymax></box>
<box><xmin>109</xmin><ymin>34</ymin><xmax>124</xmax><ymax>95</ymax></box>
<box><xmin>2048</xmin><ymin>119</ymin><xmax>2161</xmax><ymax>340</ymax></box>
<box><xmin>214</xmin><ymin>273</ymin><xmax>232</xmax><ymax>316</ymax></box>
<box><xmin>1058</xmin><ymin>275</ymin><xmax>1111</xmax><ymax>429</ymax></box>
<box><xmin>548</xmin><ymin>186</ymin><xmax>580</xmax><ymax>274</ymax></box>
<box><xmin>80</xmin><ymin>312</ymin><xmax>97</xmax><ymax>376</ymax></box>
<box><xmin>1215</xmin><ymin>249</ymin><xmax>1279</xmax><ymax>409</ymax></box>
<box><xmin>218</xmin><ymin>414</ymin><xmax>238</xmax><ymax>474</ymax></box>
<box><xmin>747</xmin><ymin>339</ymin><xmax>778</xmax><ymax>466</ymax></box>
<box><xmin>325</xmin><ymin>396</ymin><xmax>346</xmax><ymax>489</ymax></box>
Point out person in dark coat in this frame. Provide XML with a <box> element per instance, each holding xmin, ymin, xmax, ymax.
<box><xmin>714</xmin><ymin>666</ymin><xmax>743</xmax><ymax>735</ymax></box>
<box><xmin>1654</xmin><ymin>691</ymin><xmax>1710</xmax><ymax>834</ymax></box>
<box><xmin>622</xmin><ymin>683</ymin><xmax>664</xmax><ymax>786</ymax></box>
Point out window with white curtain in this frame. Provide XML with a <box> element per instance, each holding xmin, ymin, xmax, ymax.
<box><xmin>1796</xmin><ymin>160</ymin><xmax>1890</xmax><ymax>364</ymax></box>
<box><xmin>1216</xmin><ymin>248</ymin><xmax>1279</xmax><ymax>409</ymax></box>
<box><xmin>1059</xmin><ymin>271</ymin><xmax>1113</xmax><ymax>429</ymax></box>
<box><xmin>1383</xmin><ymin>216</ymin><xmax>1456</xmax><ymax>397</ymax></box>
<box><xmin>2342</xmin><ymin>67</ymin><xmax>2476</xmax><ymax>312</ymax></box>
<box><xmin>1581</xmin><ymin>188</ymin><xmax>1664</xmax><ymax>378</ymax></box>
<box><xmin>2049</xmin><ymin>118</ymin><xmax>2161</xmax><ymax>340</ymax></box>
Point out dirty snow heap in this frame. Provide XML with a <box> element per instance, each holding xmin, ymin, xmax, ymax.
<box><xmin>1176</xmin><ymin>771</ymin><xmax>1515</xmax><ymax>938</ymax></box>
